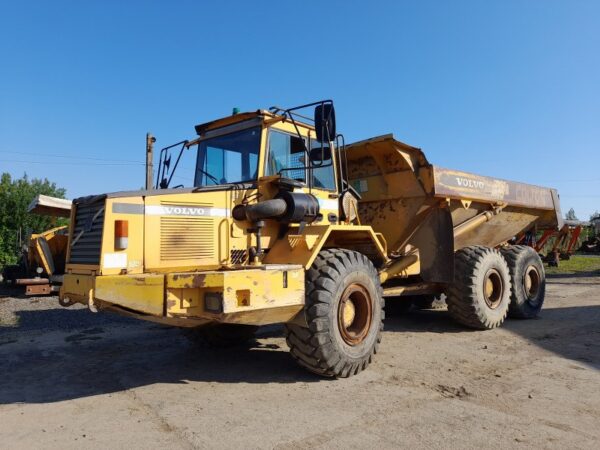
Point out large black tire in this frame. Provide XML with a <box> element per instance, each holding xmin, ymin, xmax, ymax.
<box><xmin>182</xmin><ymin>324</ymin><xmax>258</xmax><ymax>348</ymax></box>
<box><xmin>501</xmin><ymin>245</ymin><xmax>546</xmax><ymax>319</ymax></box>
<box><xmin>285</xmin><ymin>249</ymin><xmax>384</xmax><ymax>378</ymax></box>
<box><xmin>447</xmin><ymin>246</ymin><xmax>511</xmax><ymax>330</ymax></box>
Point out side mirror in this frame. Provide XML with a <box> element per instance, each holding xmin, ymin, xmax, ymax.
<box><xmin>314</xmin><ymin>103</ymin><xmax>336</xmax><ymax>143</ymax></box>
<box><xmin>160</xmin><ymin>155</ymin><xmax>171</xmax><ymax>188</ymax></box>
<box><xmin>309</xmin><ymin>146</ymin><xmax>332</xmax><ymax>164</ymax></box>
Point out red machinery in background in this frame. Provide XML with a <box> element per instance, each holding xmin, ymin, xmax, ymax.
<box><xmin>515</xmin><ymin>219</ymin><xmax>586</xmax><ymax>267</ymax></box>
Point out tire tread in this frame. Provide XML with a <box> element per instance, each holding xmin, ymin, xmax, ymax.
<box><xmin>285</xmin><ymin>249</ymin><xmax>383</xmax><ymax>377</ymax></box>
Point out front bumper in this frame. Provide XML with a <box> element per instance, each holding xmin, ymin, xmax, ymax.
<box><xmin>60</xmin><ymin>266</ymin><xmax>305</xmax><ymax>326</ymax></box>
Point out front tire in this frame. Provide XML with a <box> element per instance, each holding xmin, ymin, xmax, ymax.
<box><xmin>447</xmin><ymin>246</ymin><xmax>511</xmax><ymax>330</ymax></box>
<box><xmin>501</xmin><ymin>245</ymin><xmax>546</xmax><ymax>319</ymax></box>
<box><xmin>285</xmin><ymin>249</ymin><xmax>384</xmax><ymax>378</ymax></box>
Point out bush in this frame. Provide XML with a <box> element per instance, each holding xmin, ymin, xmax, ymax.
<box><xmin>0</xmin><ymin>173</ymin><xmax>67</xmax><ymax>268</ymax></box>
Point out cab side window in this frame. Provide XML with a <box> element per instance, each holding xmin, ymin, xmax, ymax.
<box><xmin>266</xmin><ymin>130</ymin><xmax>336</xmax><ymax>190</ymax></box>
<box><xmin>310</xmin><ymin>139</ymin><xmax>336</xmax><ymax>191</ymax></box>
<box><xmin>265</xmin><ymin>131</ymin><xmax>306</xmax><ymax>181</ymax></box>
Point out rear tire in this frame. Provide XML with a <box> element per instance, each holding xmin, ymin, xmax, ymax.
<box><xmin>285</xmin><ymin>249</ymin><xmax>384</xmax><ymax>378</ymax></box>
<box><xmin>183</xmin><ymin>324</ymin><xmax>258</xmax><ymax>348</ymax></box>
<box><xmin>500</xmin><ymin>245</ymin><xmax>546</xmax><ymax>319</ymax></box>
<box><xmin>447</xmin><ymin>246</ymin><xmax>511</xmax><ymax>330</ymax></box>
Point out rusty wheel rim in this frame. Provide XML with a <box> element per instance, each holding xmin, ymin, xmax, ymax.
<box><xmin>338</xmin><ymin>283</ymin><xmax>373</xmax><ymax>346</ymax></box>
<box><xmin>483</xmin><ymin>269</ymin><xmax>504</xmax><ymax>309</ymax></box>
<box><xmin>524</xmin><ymin>265</ymin><xmax>541</xmax><ymax>301</ymax></box>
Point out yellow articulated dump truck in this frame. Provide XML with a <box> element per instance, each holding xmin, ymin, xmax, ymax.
<box><xmin>59</xmin><ymin>100</ymin><xmax>562</xmax><ymax>377</ymax></box>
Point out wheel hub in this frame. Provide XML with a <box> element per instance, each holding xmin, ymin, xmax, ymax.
<box><xmin>524</xmin><ymin>265</ymin><xmax>541</xmax><ymax>300</ymax></box>
<box><xmin>342</xmin><ymin>299</ymin><xmax>356</xmax><ymax>328</ymax></box>
<box><xmin>483</xmin><ymin>268</ymin><xmax>503</xmax><ymax>309</ymax></box>
<box><xmin>338</xmin><ymin>283</ymin><xmax>373</xmax><ymax>346</ymax></box>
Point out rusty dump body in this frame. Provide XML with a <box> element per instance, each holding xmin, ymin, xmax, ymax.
<box><xmin>346</xmin><ymin>134</ymin><xmax>562</xmax><ymax>290</ymax></box>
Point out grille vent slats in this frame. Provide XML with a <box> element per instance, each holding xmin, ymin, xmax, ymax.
<box><xmin>69</xmin><ymin>200</ymin><xmax>105</xmax><ymax>265</ymax></box>
<box><xmin>159</xmin><ymin>210</ymin><xmax>215</xmax><ymax>261</ymax></box>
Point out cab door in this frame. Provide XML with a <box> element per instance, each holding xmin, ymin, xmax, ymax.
<box><xmin>265</xmin><ymin>128</ymin><xmax>339</xmax><ymax>224</ymax></box>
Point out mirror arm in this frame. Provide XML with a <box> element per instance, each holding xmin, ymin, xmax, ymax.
<box><xmin>165</xmin><ymin>141</ymin><xmax>189</xmax><ymax>188</ymax></box>
<box><xmin>283</xmin><ymin>99</ymin><xmax>334</xmax><ymax>116</ymax></box>
<box><xmin>155</xmin><ymin>147</ymin><xmax>167</xmax><ymax>189</ymax></box>
<box><xmin>335</xmin><ymin>134</ymin><xmax>348</xmax><ymax>195</ymax></box>
<box><xmin>154</xmin><ymin>140</ymin><xmax>189</xmax><ymax>189</ymax></box>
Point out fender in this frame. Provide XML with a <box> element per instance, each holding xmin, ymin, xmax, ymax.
<box><xmin>263</xmin><ymin>224</ymin><xmax>388</xmax><ymax>269</ymax></box>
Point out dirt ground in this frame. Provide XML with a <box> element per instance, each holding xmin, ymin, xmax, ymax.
<box><xmin>1</xmin><ymin>274</ymin><xmax>599</xmax><ymax>449</ymax></box>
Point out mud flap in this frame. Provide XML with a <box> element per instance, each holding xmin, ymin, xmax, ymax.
<box><xmin>411</xmin><ymin>207</ymin><xmax>454</xmax><ymax>283</ymax></box>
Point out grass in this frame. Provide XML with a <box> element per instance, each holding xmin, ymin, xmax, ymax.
<box><xmin>545</xmin><ymin>254</ymin><xmax>600</xmax><ymax>275</ymax></box>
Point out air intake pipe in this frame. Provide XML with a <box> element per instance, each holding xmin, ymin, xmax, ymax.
<box><xmin>233</xmin><ymin>198</ymin><xmax>287</xmax><ymax>222</ymax></box>
<box><xmin>232</xmin><ymin>192</ymin><xmax>320</xmax><ymax>224</ymax></box>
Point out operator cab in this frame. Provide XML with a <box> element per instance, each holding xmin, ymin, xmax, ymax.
<box><xmin>155</xmin><ymin>101</ymin><xmax>344</xmax><ymax>198</ymax></box>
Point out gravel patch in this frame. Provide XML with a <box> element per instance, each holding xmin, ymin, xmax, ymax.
<box><xmin>0</xmin><ymin>284</ymin><xmax>140</xmax><ymax>334</ymax></box>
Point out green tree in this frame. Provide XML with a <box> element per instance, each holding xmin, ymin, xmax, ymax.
<box><xmin>565</xmin><ymin>208</ymin><xmax>578</xmax><ymax>221</ymax></box>
<box><xmin>0</xmin><ymin>173</ymin><xmax>67</xmax><ymax>268</ymax></box>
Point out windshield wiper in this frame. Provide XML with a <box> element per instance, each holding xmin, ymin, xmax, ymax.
<box><xmin>196</xmin><ymin>168</ymin><xmax>220</xmax><ymax>185</ymax></box>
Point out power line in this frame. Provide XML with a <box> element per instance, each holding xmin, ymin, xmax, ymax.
<box><xmin>559</xmin><ymin>194</ymin><xmax>600</xmax><ymax>198</ymax></box>
<box><xmin>536</xmin><ymin>179</ymin><xmax>600</xmax><ymax>183</ymax></box>
<box><xmin>0</xmin><ymin>158</ymin><xmax>144</xmax><ymax>166</ymax></box>
<box><xmin>0</xmin><ymin>150</ymin><xmax>144</xmax><ymax>164</ymax></box>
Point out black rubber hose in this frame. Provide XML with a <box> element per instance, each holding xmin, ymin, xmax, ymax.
<box><xmin>235</xmin><ymin>199</ymin><xmax>288</xmax><ymax>222</ymax></box>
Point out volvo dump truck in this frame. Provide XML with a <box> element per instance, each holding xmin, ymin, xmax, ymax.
<box><xmin>59</xmin><ymin>100</ymin><xmax>562</xmax><ymax>377</ymax></box>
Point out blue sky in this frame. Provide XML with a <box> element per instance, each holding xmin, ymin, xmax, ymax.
<box><xmin>1</xmin><ymin>1</ymin><xmax>598</xmax><ymax>219</ymax></box>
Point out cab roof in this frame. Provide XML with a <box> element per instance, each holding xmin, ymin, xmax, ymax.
<box><xmin>194</xmin><ymin>109</ymin><xmax>314</xmax><ymax>135</ymax></box>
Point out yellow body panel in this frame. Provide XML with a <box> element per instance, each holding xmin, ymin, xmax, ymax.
<box><xmin>29</xmin><ymin>225</ymin><xmax>68</xmax><ymax>275</ymax></box>
<box><xmin>264</xmin><ymin>224</ymin><xmax>387</xmax><ymax>268</ymax></box>
<box><xmin>62</xmin><ymin>272</ymin><xmax>94</xmax><ymax>303</ymax></box>
<box><xmin>101</xmin><ymin>197</ymin><xmax>145</xmax><ymax>275</ymax></box>
<box><xmin>95</xmin><ymin>274</ymin><xmax>164</xmax><ymax>315</ymax></box>
<box><xmin>165</xmin><ymin>267</ymin><xmax>304</xmax><ymax>325</ymax></box>
<box><xmin>143</xmin><ymin>192</ymin><xmax>228</xmax><ymax>271</ymax></box>
<box><xmin>60</xmin><ymin>266</ymin><xmax>304</xmax><ymax>326</ymax></box>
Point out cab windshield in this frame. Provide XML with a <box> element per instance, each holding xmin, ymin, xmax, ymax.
<box><xmin>194</xmin><ymin>127</ymin><xmax>261</xmax><ymax>187</ymax></box>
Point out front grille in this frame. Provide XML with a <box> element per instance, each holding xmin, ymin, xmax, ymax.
<box><xmin>69</xmin><ymin>198</ymin><xmax>105</xmax><ymax>265</ymax></box>
<box><xmin>160</xmin><ymin>216</ymin><xmax>215</xmax><ymax>261</ymax></box>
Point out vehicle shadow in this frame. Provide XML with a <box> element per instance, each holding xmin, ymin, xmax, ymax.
<box><xmin>0</xmin><ymin>307</ymin><xmax>321</xmax><ymax>405</ymax></box>
<box><xmin>0</xmin><ymin>284</ymin><xmax>31</xmax><ymax>300</ymax></box>
<box><xmin>385</xmin><ymin>303</ymin><xmax>600</xmax><ymax>370</ymax></box>
<box><xmin>385</xmin><ymin>308</ymin><xmax>465</xmax><ymax>334</ymax></box>
<box><xmin>1</xmin><ymin>297</ymin><xmax>598</xmax><ymax>405</ymax></box>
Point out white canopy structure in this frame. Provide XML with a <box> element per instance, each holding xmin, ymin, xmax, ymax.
<box><xmin>27</xmin><ymin>194</ymin><xmax>72</xmax><ymax>217</ymax></box>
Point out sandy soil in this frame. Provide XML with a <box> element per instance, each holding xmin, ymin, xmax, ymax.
<box><xmin>1</xmin><ymin>274</ymin><xmax>599</xmax><ymax>449</ymax></box>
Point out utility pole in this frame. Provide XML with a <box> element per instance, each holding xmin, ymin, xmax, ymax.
<box><xmin>146</xmin><ymin>132</ymin><xmax>156</xmax><ymax>190</ymax></box>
